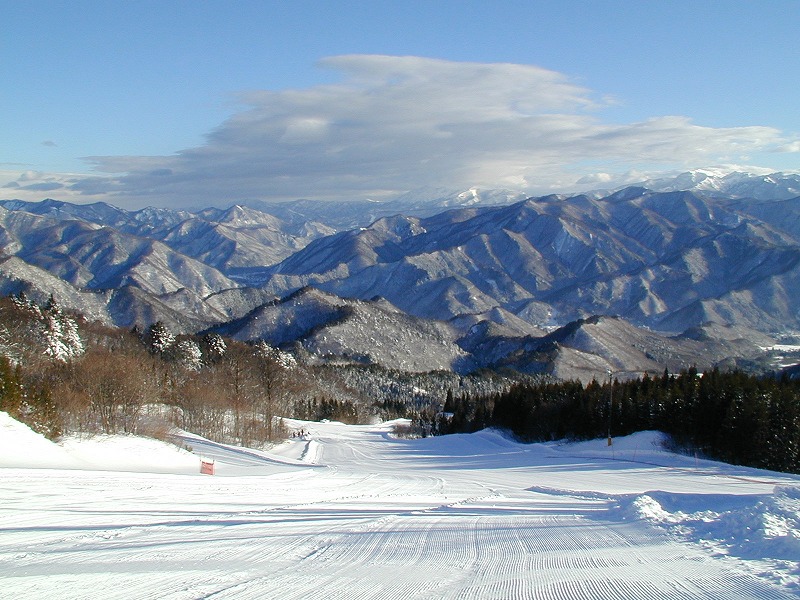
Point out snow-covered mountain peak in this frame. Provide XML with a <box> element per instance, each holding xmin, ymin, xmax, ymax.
<box><xmin>217</xmin><ymin>204</ymin><xmax>283</xmax><ymax>228</ymax></box>
<box><xmin>370</xmin><ymin>214</ymin><xmax>426</xmax><ymax>239</ymax></box>
<box><xmin>638</xmin><ymin>167</ymin><xmax>800</xmax><ymax>200</ymax></box>
<box><xmin>455</xmin><ymin>187</ymin><xmax>481</xmax><ymax>206</ymax></box>
<box><xmin>388</xmin><ymin>186</ymin><xmax>530</xmax><ymax>210</ymax></box>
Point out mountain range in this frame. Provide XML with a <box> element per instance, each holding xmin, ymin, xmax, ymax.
<box><xmin>1</xmin><ymin>168</ymin><xmax>799</xmax><ymax>381</ymax></box>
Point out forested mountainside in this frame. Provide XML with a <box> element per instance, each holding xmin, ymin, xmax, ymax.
<box><xmin>3</xmin><ymin>292</ymin><xmax>797</xmax><ymax>475</ymax></box>
<box><xmin>0</xmin><ymin>294</ymin><xmax>532</xmax><ymax>446</ymax></box>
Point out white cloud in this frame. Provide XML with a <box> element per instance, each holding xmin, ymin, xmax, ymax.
<box><xmin>0</xmin><ymin>170</ymin><xmax>78</xmax><ymax>197</ymax></box>
<box><xmin>6</xmin><ymin>55</ymin><xmax>794</xmax><ymax>208</ymax></box>
<box><xmin>777</xmin><ymin>140</ymin><xmax>800</xmax><ymax>153</ymax></box>
<box><xmin>576</xmin><ymin>172</ymin><xmax>614</xmax><ymax>185</ymax></box>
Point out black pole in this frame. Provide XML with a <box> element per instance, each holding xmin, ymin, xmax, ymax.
<box><xmin>607</xmin><ymin>369</ymin><xmax>613</xmax><ymax>446</ymax></box>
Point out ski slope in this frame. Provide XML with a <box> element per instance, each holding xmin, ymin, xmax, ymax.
<box><xmin>1</xmin><ymin>412</ymin><xmax>799</xmax><ymax>599</ymax></box>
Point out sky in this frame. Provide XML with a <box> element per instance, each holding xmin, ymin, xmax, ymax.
<box><xmin>2</xmin><ymin>0</ymin><xmax>798</xmax><ymax>210</ymax></box>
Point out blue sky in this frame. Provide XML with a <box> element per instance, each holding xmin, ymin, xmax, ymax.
<box><xmin>2</xmin><ymin>0</ymin><xmax>798</xmax><ymax>209</ymax></box>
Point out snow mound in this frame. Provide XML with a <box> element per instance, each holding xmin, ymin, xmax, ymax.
<box><xmin>0</xmin><ymin>411</ymin><xmax>82</xmax><ymax>468</ymax></box>
<box><xmin>412</xmin><ymin>428</ymin><xmax>523</xmax><ymax>456</ymax></box>
<box><xmin>616</xmin><ymin>486</ymin><xmax>800</xmax><ymax>590</ymax></box>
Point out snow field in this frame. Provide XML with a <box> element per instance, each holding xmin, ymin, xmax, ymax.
<box><xmin>1</xmin><ymin>414</ymin><xmax>799</xmax><ymax>599</ymax></box>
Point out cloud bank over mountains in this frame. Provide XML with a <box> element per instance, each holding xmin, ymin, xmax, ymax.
<box><xmin>3</xmin><ymin>55</ymin><xmax>796</xmax><ymax>209</ymax></box>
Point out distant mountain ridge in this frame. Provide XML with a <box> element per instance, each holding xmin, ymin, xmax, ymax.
<box><xmin>1</xmin><ymin>169</ymin><xmax>798</xmax><ymax>380</ymax></box>
<box><xmin>257</xmin><ymin>187</ymin><xmax>800</xmax><ymax>334</ymax></box>
<box><xmin>638</xmin><ymin>168</ymin><xmax>800</xmax><ymax>200</ymax></box>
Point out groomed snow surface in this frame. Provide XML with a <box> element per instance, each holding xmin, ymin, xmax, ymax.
<box><xmin>2</xmin><ymin>412</ymin><xmax>799</xmax><ymax>599</ymax></box>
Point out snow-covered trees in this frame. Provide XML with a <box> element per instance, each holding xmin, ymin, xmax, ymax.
<box><xmin>41</xmin><ymin>311</ymin><xmax>84</xmax><ymax>362</ymax></box>
<box><xmin>145</xmin><ymin>321</ymin><xmax>175</xmax><ymax>356</ymax></box>
<box><xmin>174</xmin><ymin>339</ymin><xmax>203</xmax><ymax>371</ymax></box>
<box><xmin>2</xmin><ymin>293</ymin><xmax>85</xmax><ymax>364</ymax></box>
<box><xmin>0</xmin><ymin>298</ymin><xmax>266</xmax><ymax>441</ymax></box>
<box><xmin>202</xmin><ymin>333</ymin><xmax>227</xmax><ymax>363</ymax></box>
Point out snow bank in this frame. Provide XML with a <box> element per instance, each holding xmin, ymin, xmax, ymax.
<box><xmin>614</xmin><ymin>485</ymin><xmax>800</xmax><ymax>591</ymax></box>
<box><xmin>0</xmin><ymin>411</ymin><xmax>83</xmax><ymax>468</ymax></box>
<box><xmin>0</xmin><ymin>412</ymin><xmax>198</xmax><ymax>473</ymax></box>
<box><xmin>60</xmin><ymin>433</ymin><xmax>199</xmax><ymax>473</ymax></box>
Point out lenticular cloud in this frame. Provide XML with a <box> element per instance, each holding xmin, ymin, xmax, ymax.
<box><xmin>75</xmin><ymin>55</ymin><xmax>785</xmax><ymax>207</ymax></box>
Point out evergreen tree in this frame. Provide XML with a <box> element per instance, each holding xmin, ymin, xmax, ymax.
<box><xmin>202</xmin><ymin>333</ymin><xmax>227</xmax><ymax>363</ymax></box>
<box><xmin>175</xmin><ymin>339</ymin><xmax>203</xmax><ymax>371</ymax></box>
<box><xmin>145</xmin><ymin>321</ymin><xmax>175</xmax><ymax>355</ymax></box>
